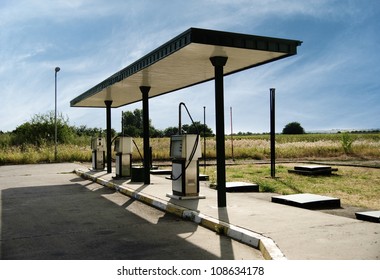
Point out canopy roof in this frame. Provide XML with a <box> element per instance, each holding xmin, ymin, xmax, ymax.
<box><xmin>70</xmin><ymin>27</ymin><xmax>302</xmax><ymax>108</ymax></box>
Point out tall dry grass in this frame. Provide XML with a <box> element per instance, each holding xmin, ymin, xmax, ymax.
<box><xmin>0</xmin><ymin>144</ymin><xmax>91</xmax><ymax>164</ymax></box>
<box><xmin>1</xmin><ymin>133</ymin><xmax>379</xmax><ymax>164</ymax></box>
<box><xmin>216</xmin><ymin>134</ymin><xmax>380</xmax><ymax>160</ymax></box>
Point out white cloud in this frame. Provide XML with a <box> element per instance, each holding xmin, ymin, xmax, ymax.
<box><xmin>0</xmin><ymin>0</ymin><xmax>379</xmax><ymax>133</ymax></box>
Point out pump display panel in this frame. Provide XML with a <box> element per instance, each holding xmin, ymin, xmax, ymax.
<box><xmin>170</xmin><ymin>134</ymin><xmax>201</xmax><ymax>161</ymax></box>
<box><xmin>170</xmin><ymin>135</ymin><xmax>184</xmax><ymax>159</ymax></box>
<box><xmin>91</xmin><ymin>137</ymin><xmax>105</xmax><ymax>151</ymax></box>
<box><xmin>114</xmin><ymin>137</ymin><xmax>133</xmax><ymax>154</ymax></box>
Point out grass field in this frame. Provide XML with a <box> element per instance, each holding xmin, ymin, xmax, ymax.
<box><xmin>1</xmin><ymin>133</ymin><xmax>379</xmax><ymax>209</ymax></box>
<box><xmin>1</xmin><ymin>133</ymin><xmax>379</xmax><ymax>164</ymax></box>
<box><xmin>203</xmin><ymin>163</ymin><xmax>380</xmax><ymax>210</ymax></box>
<box><xmin>0</xmin><ymin>144</ymin><xmax>91</xmax><ymax>165</ymax></box>
<box><xmin>137</xmin><ymin>133</ymin><xmax>380</xmax><ymax>161</ymax></box>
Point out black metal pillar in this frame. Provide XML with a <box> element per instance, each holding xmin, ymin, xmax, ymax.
<box><xmin>105</xmin><ymin>100</ymin><xmax>113</xmax><ymax>174</ymax></box>
<box><xmin>270</xmin><ymin>88</ymin><xmax>276</xmax><ymax>178</ymax></box>
<box><xmin>210</xmin><ymin>56</ymin><xmax>228</xmax><ymax>208</ymax></box>
<box><xmin>203</xmin><ymin>106</ymin><xmax>206</xmax><ymax>171</ymax></box>
<box><xmin>140</xmin><ymin>86</ymin><xmax>151</xmax><ymax>184</ymax></box>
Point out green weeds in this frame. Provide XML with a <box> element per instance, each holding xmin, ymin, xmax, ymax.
<box><xmin>203</xmin><ymin>163</ymin><xmax>380</xmax><ymax>209</ymax></box>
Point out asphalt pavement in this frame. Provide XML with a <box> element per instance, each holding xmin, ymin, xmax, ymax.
<box><xmin>0</xmin><ymin>163</ymin><xmax>263</xmax><ymax>260</ymax></box>
<box><xmin>1</xmin><ymin>163</ymin><xmax>379</xmax><ymax>260</ymax></box>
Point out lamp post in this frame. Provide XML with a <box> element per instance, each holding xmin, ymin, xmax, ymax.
<box><xmin>54</xmin><ymin>67</ymin><xmax>60</xmax><ymax>162</ymax></box>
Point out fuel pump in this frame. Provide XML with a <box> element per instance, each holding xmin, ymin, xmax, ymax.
<box><xmin>170</xmin><ymin>134</ymin><xmax>202</xmax><ymax>197</ymax></box>
<box><xmin>167</xmin><ymin>103</ymin><xmax>204</xmax><ymax>199</ymax></box>
<box><xmin>91</xmin><ymin>137</ymin><xmax>105</xmax><ymax>171</ymax></box>
<box><xmin>114</xmin><ymin>136</ymin><xmax>133</xmax><ymax>178</ymax></box>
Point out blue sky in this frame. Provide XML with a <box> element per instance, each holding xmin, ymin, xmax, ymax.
<box><xmin>1</xmin><ymin>0</ymin><xmax>379</xmax><ymax>134</ymax></box>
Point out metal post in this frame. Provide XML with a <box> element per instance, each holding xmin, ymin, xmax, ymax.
<box><xmin>178</xmin><ymin>102</ymin><xmax>183</xmax><ymax>135</ymax></box>
<box><xmin>140</xmin><ymin>86</ymin><xmax>151</xmax><ymax>184</ymax></box>
<box><xmin>121</xmin><ymin>111</ymin><xmax>124</xmax><ymax>136</ymax></box>
<box><xmin>54</xmin><ymin>67</ymin><xmax>60</xmax><ymax>162</ymax></box>
<box><xmin>105</xmin><ymin>100</ymin><xmax>113</xmax><ymax>174</ymax></box>
<box><xmin>203</xmin><ymin>106</ymin><xmax>206</xmax><ymax>171</ymax></box>
<box><xmin>210</xmin><ymin>56</ymin><xmax>228</xmax><ymax>208</ymax></box>
<box><xmin>230</xmin><ymin>106</ymin><xmax>234</xmax><ymax>161</ymax></box>
<box><xmin>270</xmin><ymin>88</ymin><xmax>276</xmax><ymax>178</ymax></box>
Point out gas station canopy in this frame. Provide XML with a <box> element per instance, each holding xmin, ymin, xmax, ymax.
<box><xmin>70</xmin><ymin>27</ymin><xmax>302</xmax><ymax>108</ymax></box>
<box><xmin>70</xmin><ymin>27</ymin><xmax>302</xmax><ymax>207</ymax></box>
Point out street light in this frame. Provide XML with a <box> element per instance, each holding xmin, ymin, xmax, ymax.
<box><xmin>54</xmin><ymin>67</ymin><xmax>60</xmax><ymax>161</ymax></box>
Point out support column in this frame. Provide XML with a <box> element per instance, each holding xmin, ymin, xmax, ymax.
<box><xmin>210</xmin><ymin>56</ymin><xmax>228</xmax><ymax>208</ymax></box>
<box><xmin>105</xmin><ymin>100</ymin><xmax>113</xmax><ymax>174</ymax></box>
<box><xmin>270</xmin><ymin>88</ymin><xmax>276</xmax><ymax>178</ymax></box>
<box><xmin>140</xmin><ymin>86</ymin><xmax>151</xmax><ymax>184</ymax></box>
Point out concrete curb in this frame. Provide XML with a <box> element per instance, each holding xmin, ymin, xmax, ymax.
<box><xmin>74</xmin><ymin>168</ymin><xmax>286</xmax><ymax>260</ymax></box>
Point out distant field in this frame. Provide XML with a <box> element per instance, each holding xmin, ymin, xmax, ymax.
<box><xmin>1</xmin><ymin>133</ymin><xmax>379</xmax><ymax>209</ymax></box>
<box><xmin>149</xmin><ymin>133</ymin><xmax>380</xmax><ymax>161</ymax></box>
<box><xmin>1</xmin><ymin>133</ymin><xmax>379</xmax><ymax>164</ymax></box>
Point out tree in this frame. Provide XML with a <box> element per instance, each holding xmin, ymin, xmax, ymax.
<box><xmin>163</xmin><ymin>122</ymin><xmax>213</xmax><ymax>137</ymax></box>
<box><xmin>122</xmin><ymin>109</ymin><xmax>158</xmax><ymax>137</ymax></box>
<box><xmin>282</xmin><ymin>122</ymin><xmax>305</xmax><ymax>134</ymax></box>
<box><xmin>72</xmin><ymin>125</ymin><xmax>104</xmax><ymax>137</ymax></box>
<box><xmin>12</xmin><ymin>111</ymin><xmax>75</xmax><ymax>145</ymax></box>
<box><xmin>122</xmin><ymin>109</ymin><xmax>213</xmax><ymax>138</ymax></box>
<box><xmin>163</xmin><ymin>126</ymin><xmax>179</xmax><ymax>137</ymax></box>
<box><xmin>183</xmin><ymin>121</ymin><xmax>213</xmax><ymax>136</ymax></box>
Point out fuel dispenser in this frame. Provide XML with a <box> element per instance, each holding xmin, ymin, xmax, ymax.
<box><xmin>91</xmin><ymin>137</ymin><xmax>105</xmax><ymax>171</ymax></box>
<box><xmin>167</xmin><ymin>103</ymin><xmax>204</xmax><ymax>199</ymax></box>
<box><xmin>169</xmin><ymin>134</ymin><xmax>202</xmax><ymax>198</ymax></box>
<box><xmin>114</xmin><ymin>136</ymin><xmax>133</xmax><ymax>178</ymax></box>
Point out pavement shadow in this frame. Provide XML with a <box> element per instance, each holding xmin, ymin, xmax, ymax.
<box><xmin>0</xmin><ymin>180</ymin><xmax>239</xmax><ymax>260</ymax></box>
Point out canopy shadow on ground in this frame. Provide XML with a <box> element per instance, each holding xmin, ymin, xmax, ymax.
<box><xmin>0</xmin><ymin>180</ymin><xmax>255</xmax><ymax>260</ymax></box>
